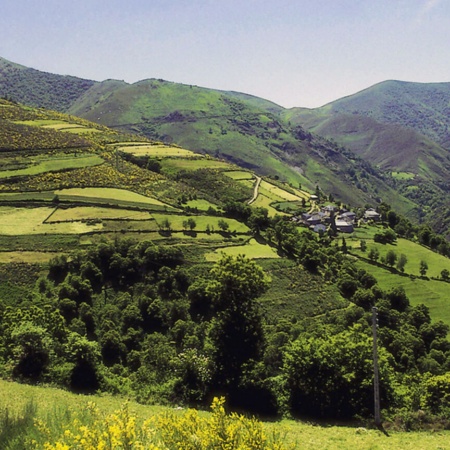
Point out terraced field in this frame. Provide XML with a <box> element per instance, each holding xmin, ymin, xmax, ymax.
<box><xmin>0</xmin><ymin>154</ymin><xmax>104</xmax><ymax>179</ymax></box>
<box><xmin>117</xmin><ymin>143</ymin><xmax>197</xmax><ymax>158</ymax></box>
<box><xmin>55</xmin><ymin>187</ymin><xmax>176</xmax><ymax>211</ymax></box>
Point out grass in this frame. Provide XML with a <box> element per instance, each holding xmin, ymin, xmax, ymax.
<box><xmin>0</xmin><ymin>155</ymin><xmax>104</xmax><ymax>179</ymax></box>
<box><xmin>223</xmin><ymin>170</ymin><xmax>255</xmax><ymax>180</ymax></box>
<box><xmin>0</xmin><ymin>251</ymin><xmax>63</xmax><ymax>264</ymax></box>
<box><xmin>259</xmin><ymin>180</ymin><xmax>304</xmax><ymax>202</ymax></box>
<box><xmin>204</xmin><ymin>238</ymin><xmax>280</xmax><ymax>261</ymax></box>
<box><xmin>55</xmin><ymin>187</ymin><xmax>177</xmax><ymax>211</ymax></box>
<box><xmin>185</xmin><ymin>198</ymin><xmax>218</xmax><ymax>211</ymax></box>
<box><xmin>350</xmin><ymin>237</ymin><xmax>450</xmax><ymax>278</ymax></box>
<box><xmin>391</xmin><ymin>171</ymin><xmax>416</xmax><ymax>180</ymax></box>
<box><xmin>3</xmin><ymin>380</ymin><xmax>450</xmax><ymax>449</ymax></box>
<box><xmin>48</xmin><ymin>206</ymin><xmax>152</xmax><ymax>222</ymax></box>
<box><xmin>118</xmin><ymin>143</ymin><xmax>197</xmax><ymax>158</ymax></box>
<box><xmin>151</xmin><ymin>213</ymin><xmax>250</xmax><ymax>233</ymax></box>
<box><xmin>355</xmin><ymin>259</ymin><xmax>450</xmax><ymax>326</ymax></box>
<box><xmin>0</xmin><ymin>206</ymin><xmax>103</xmax><ymax>235</ymax></box>
<box><xmin>161</xmin><ymin>158</ymin><xmax>233</xmax><ymax>171</ymax></box>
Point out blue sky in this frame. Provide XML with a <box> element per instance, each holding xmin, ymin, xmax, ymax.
<box><xmin>1</xmin><ymin>0</ymin><xmax>449</xmax><ymax>108</ymax></box>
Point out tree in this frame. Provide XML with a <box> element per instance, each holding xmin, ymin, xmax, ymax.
<box><xmin>368</xmin><ymin>247</ymin><xmax>379</xmax><ymax>262</ymax></box>
<box><xmin>385</xmin><ymin>250</ymin><xmax>397</xmax><ymax>267</ymax></box>
<box><xmin>204</xmin><ymin>255</ymin><xmax>270</xmax><ymax>397</ymax></box>
<box><xmin>441</xmin><ymin>269</ymin><xmax>450</xmax><ymax>282</ymax></box>
<box><xmin>420</xmin><ymin>260</ymin><xmax>428</xmax><ymax>277</ymax></box>
<box><xmin>396</xmin><ymin>254</ymin><xmax>408</xmax><ymax>272</ymax></box>
<box><xmin>360</xmin><ymin>240</ymin><xmax>367</xmax><ymax>252</ymax></box>
<box><xmin>217</xmin><ymin>219</ymin><xmax>230</xmax><ymax>232</ymax></box>
<box><xmin>187</xmin><ymin>217</ymin><xmax>197</xmax><ymax>231</ymax></box>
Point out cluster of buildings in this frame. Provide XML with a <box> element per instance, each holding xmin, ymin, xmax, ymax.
<box><xmin>294</xmin><ymin>206</ymin><xmax>381</xmax><ymax>234</ymax></box>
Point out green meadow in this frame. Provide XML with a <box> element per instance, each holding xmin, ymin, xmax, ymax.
<box><xmin>2</xmin><ymin>380</ymin><xmax>450</xmax><ymax>450</ymax></box>
<box><xmin>0</xmin><ymin>155</ymin><xmax>104</xmax><ymax>179</ymax></box>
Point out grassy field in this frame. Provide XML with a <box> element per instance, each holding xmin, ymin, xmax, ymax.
<box><xmin>204</xmin><ymin>238</ymin><xmax>280</xmax><ymax>261</ymax></box>
<box><xmin>0</xmin><ymin>251</ymin><xmax>63</xmax><ymax>264</ymax></box>
<box><xmin>118</xmin><ymin>143</ymin><xmax>198</xmax><ymax>157</ymax></box>
<box><xmin>0</xmin><ymin>155</ymin><xmax>104</xmax><ymax>179</ymax></box>
<box><xmin>48</xmin><ymin>206</ymin><xmax>152</xmax><ymax>222</ymax></box>
<box><xmin>259</xmin><ymin>180</ymin><xmax>304</xmax><ymax>202</ymax></box>
<box><xmin>160</xmin><ymin>158</ymin><xmax>234</xmax><ymax>171</ymax></box>
<box><xmin>151</xmin><ymin>213</ymin><xmax>250</xmax><ymax>233</ymax></box>
<box><xmin>223</xmin><ymin>170</ymin><xmax>255</xmax><ymax>180</ymax></box>
<box><xmin>55</xmin><ymin>187</ymin><xmax>176</xmax><ymax>211</ymax></box>
<box><xmin>391</xmin><ymin>171</ymin><xmax>416</xmax><ymax>180</ymax></box>
<box><xmin>0</xmin><ymin>206</ymin><xmax>103</xmax><ymax>235</ymax></box>
<box><xmin>355</xmin><ymin>259</ymin><xmax>450</xmax><ymax>326</ymax></box>
<box><xmin>350</xmin><ymin>237</ymin><xmax>450</xmax><ymax>278</ymax></box>
<box><xmin>185</xmin><ymin>198</ymin><xmax>219</xmax><ymax>211</ymax></box>
<box><xmin>2</xmin><ymin>380</ymin><xmax>449</xmax><ymax>450</ymax></box>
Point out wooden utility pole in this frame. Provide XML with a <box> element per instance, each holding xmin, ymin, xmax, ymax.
<box><xmin>372</xmin><ymin>306</ymin><xmax>381</xmax><ymax>426</ymax></box>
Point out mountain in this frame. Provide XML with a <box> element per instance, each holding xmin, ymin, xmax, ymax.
<box><xmin>284</xmin><ymin>108</ymin><xmax>450</xmax><ymax>182</ymax></box>
<box><xmin>0</xmin><ymin>57</ymin><xmax>414</xmax><ymax>214</ymax></box>
<box><xmin>318</xmin><ymin>80</ymin><xmax>450</xmax><ymax>148</ymax></box>
<box><xmin>0</xmin><ymin>56</ymin><xmax>96</xmax><ymax>112</ymax></box>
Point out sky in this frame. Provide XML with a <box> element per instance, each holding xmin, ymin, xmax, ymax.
<box><xmin>1</xmin><ymin>0</ymin><xmax>449</xmax><ymax>108</ymax></box>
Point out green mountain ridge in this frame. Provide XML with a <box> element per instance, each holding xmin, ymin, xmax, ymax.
<box><xmin>2</xmin><ymin>57</ymin><xmax>450</xmax><ymax>231</ymax></box>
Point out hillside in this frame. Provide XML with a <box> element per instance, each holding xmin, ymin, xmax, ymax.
<box><xmin>0</xmin><ymin>57</ymin><xmax>420</xmax><ymax>217</ymax></box>
<box><xmin>287</xmin><ymin>109</ymin><xmax>448</xmax><ymax>175</ymax></box>
<box><xmin>1</xmin><ymin>99</ymin><xmax>450</xmax><ymax>430</ymax></box>
<box><xmin>317</xmin><ymin>80</ymin><xmax>450</xmax><ymax>148</ymax></box>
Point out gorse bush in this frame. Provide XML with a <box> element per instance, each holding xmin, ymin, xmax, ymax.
<box><xmin>31</xmin><ymin>397</ymin><xmax>289</xmax><ymax>449</ymax></box>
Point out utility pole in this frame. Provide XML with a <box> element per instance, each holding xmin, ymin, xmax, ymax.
<box><xmin>372</xmin><ymin>306</ymin><xmax>381</xmax><ymax>426</ymax></box>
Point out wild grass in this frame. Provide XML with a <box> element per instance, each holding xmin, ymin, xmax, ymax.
<box><xmin>355</xmin><ymin>259</ymin><xmax>450</xmax><ymax>326</ymax></box>
<box><xmin>0</xmin><ymin>206</ymin><xmax>103</xmax><ymax>235</ymax></box>
<box><xmin>3</xmin><ymin>379</ymin><xmax>450</xmax><ymax>449</ymax></box>
<box><xmin>161</xmin><ymin>157</ymin><xmax>233</xmax><ymax>171</ymax></box>
<box><xmin>118</xmin><ymin>144</ymin><xmax>197</xmax><ymax>158</ymax></box>
<box><xmin>204</xmin><ymin>238</ymin><xmax>280</xmax><ymax>261</ymax></box>
<box><xmin>48</xmin><ymin>206</ymin><xmax>152</xmax><ymax>222</ymax></box>
<box><xmin>0</xmin><ymin>155</ymin><xmax>104</xmax><ymax>179</ymax></box>
<box><xmin>151</xmin><ymin>213</ymin><xmax>250</xmax><ymax>233</ymax></box>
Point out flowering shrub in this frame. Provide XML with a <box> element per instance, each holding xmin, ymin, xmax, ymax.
<box><xmin>32</xmin><ymin>397</ymin><xmax>289</xmax><ymax>449</ymax></box>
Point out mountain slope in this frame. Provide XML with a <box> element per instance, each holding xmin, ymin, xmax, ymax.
<box><xmin>319</xmin><ymin>80</ymin><xmax>450</xmax><ymax>148</ymax></box>
<box><xmin>0</xmin><ymin>57</ymin><xmax>96</xmax><ymax>112</ymax></box>
<box><xmin>284</xmin><ymin>108</ymin><xmax>450</xmax><ymax>181</ymax></box>
<box><xmin>0</xmin><ymin>57</ymin><xmax>430</xmax><ymax>217</ymax></box>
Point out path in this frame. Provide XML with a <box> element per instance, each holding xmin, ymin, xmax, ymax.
<box><xmin>248</xmin><ymin>176</ymin><xmax>261</xmax><ymax>205</ymax></box>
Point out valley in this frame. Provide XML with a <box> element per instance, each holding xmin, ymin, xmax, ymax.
<box><xmin>0</xmin><ymin>59</ymin><xmax>450</xmax><ymax>448</ymax></box>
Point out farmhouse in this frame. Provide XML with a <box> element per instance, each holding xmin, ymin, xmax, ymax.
<box><xmin>335</xmin><ymin>219</ymin><xmax>354</xmax><ymax>233</ymax></box>
<box><xmin>364</xmin><ymin>208</ymin><xmax>381</xmax><ymax>221</ymax></box>
<box><xmin>340</xmin><ymin>211</ymin><xmax>356</xmax><ymax>223</ymax></box>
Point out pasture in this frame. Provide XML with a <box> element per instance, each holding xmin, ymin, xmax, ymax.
<box><xmin>205</xmin><ymin>238</ymin><xmax>280</xmax><ymax>261</ymax></box>
<box><xmin>117</xmin><ymin>143</ymin><xmax>197</xmax><ymax>158</ymax></box>
<box><xmin>55</xmin><ymin>187</ymin><xmax>175</xmax><ymax>211</ymax></box>
<box><xmin>0</xmin><ymin>206</ymin><xmax>103</xmax><ymax>235</ymax></box>
<box><xmin>151</xmin><ymin>213</ymin><xmax>250</xmax><ymax>233</ymax></box>
<box><xmin>223</xmin><ymin>170</ymin><xmax>254</xmax><ymax>180</ymax></box>
<box><xmin>160</xmin><ymin>158</ymin><xmax>234</xmax><ymax>171</ymax></box>
<box><xmin>2</xmin><ymin>379</ymin><xmax>449</xmax><ymax>450</ymax></box>
<box><xmin>48</xmin><ymin>206</ymin><xmax>152</xmax><ymax>222</ymax></box>
<box><xmin>351</xmin><ymin>238</ymin><xmax>450</xmax><ymax>278</ymax></box>
<box><xmin>355</xmin><ymin>259</ymin><xmax>450</xmax><ymax>326</ymax></box>
<box><xmin>0</xmin><ymin>155</ymin><xmax>104</xmax><ymax>179</ymax></box>
<box><xmin>0</xmin><ymin>206</ymin><xmax>102</xmax><ymax>236</ymax></box>
<box><xmin>0</xmin><ymin>251</ymin><xmax>62</xmax><ymax>264</ymax></box>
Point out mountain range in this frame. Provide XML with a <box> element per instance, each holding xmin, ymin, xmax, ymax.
<box><xmin>1</xmin><ymin>56</ymin><xmax>449</xmax><ymax>236</ymax></box>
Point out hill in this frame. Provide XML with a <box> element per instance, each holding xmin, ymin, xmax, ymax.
<box><xmin>318</xmin><ymin>80</ymin><xmax>450</xmax><ymax>148</ymax></box>
<box><xmin>0</xmin><ymin>57</ymin><xmax>419</xmax><ymax>217</ymax></box>
<box><xmin>284</xmin><ymin>109</ymin><xmax>450</xmax><ymax>181</ymax></box>
<box><xmin>3</xmin><ymin>380</ymin><xmax>450</xmax><ymax>449</ymax></box>
<box><xmin>1</xmin><ymin>99</ymin><xmax>450</xmax><ymax>428</ymax></box>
